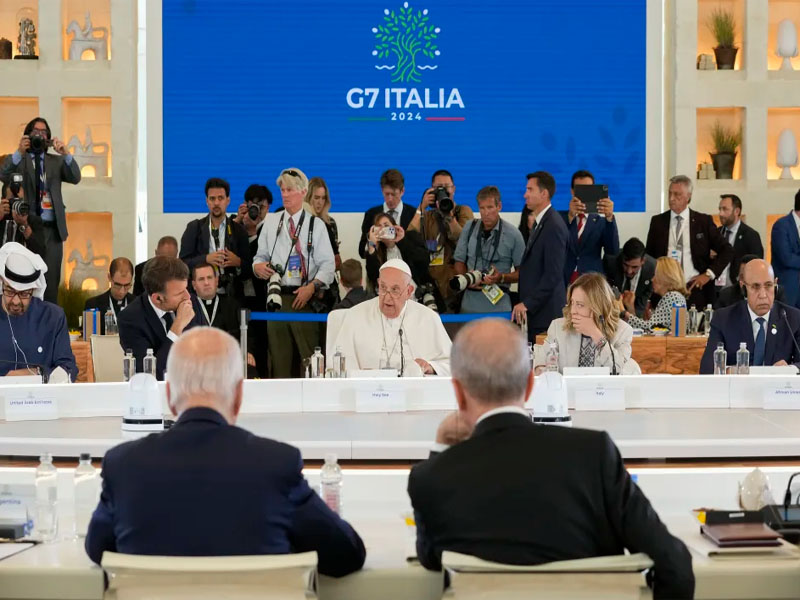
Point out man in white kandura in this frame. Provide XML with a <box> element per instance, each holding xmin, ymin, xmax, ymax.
<box><xmin>334</xmin><ymin>259</ymin><xmax>451</xmax><ymax>376</ymax></box>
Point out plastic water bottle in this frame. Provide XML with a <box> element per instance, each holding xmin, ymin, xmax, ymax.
<box><xmin>310</xmin><ymin>347</ymin><xmax>325</xmax><ymax>379</ymax></box>
<box><xmin>713</xmin><ymin>342</ymin><xmax>727</xmax><ymax>375</ymax></box>
<box><xmin>703</xmin><ymin>304</ymin><xmax>714</xmax><ymax>335</ymax></box>
<box><xmin>122</xmin><ymin>349</ymin><xmax>136</xmax><ymax>382</ymax></box>
<box><xmin>104</xmin><ymin>310</ymin><xmax>117</xmax><ymax>335</ymax></box>
<box><xmin>73</xmin><ymin>453</ymin><xmax>98</xmax><ymax>537</ymax></box>
<box><xmin>546</xmin><ymin>341</ymin><xmax>559</xmax><ymax>372</ymax></box>
<box><xmin>332</xmin><ymin>346</ymin><xmax>346</xmax><ymax>378</ymax></box>
<box><xmin>527</xmin><ymin>342</ymin><xmax>534</xmax><ymax>371</ymax></box>
<box><xmin>34</xmin><ymin>453</ymin><xmax>58</xmax><ymax>542</ymax></box>
<box><xmin>688</xmin><ymin>305</ymin><xmax>698</xmax><ymax>335</ymax></box>
<box><xmin>736</xmin><ymin>343</ymin><xmax>750</xmax><ymax>375</ymax></box>
<box><xmin>143</xmin><ymin>348</ymin><xmax>157</xmax><ymax>377</ymax></box>
<box><xmin>320</xmin><ymin>453</ymin><xmax>343</xmax><ymax>514</ymax></box>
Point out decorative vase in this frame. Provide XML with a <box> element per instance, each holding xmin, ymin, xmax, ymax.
<box><xmin>713</xmin><ymin>46</ymin><xmax>738</xmax><ymax>70</ymax></box>
<box><xmin>777</xmin><ymin>129</ymin><xmax>798</xmax><ymax>180</ymax></box>
<box><xmin>710</xmin><ymin>152</ymin><xmax>737</xmax><ymax>179</ymax></box>
<box><xmin>776</xmin><ymin>19</ymin><xmax>798</xmax><ymax>71</ymax></box>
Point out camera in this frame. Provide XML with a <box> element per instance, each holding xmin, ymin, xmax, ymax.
<box><xmin>449</xmin><ymin>269</ymin><xmax>484</xmax><ymax>292</ymax></box>
<box><xmin>28</xmin><ymin>131</ymin><xmax>51</xmax><ymax>153</ymax></box>
<box><xmin>8</xmin><ymin>174</ymin><xmax>28</xmax><ymax>217</ymax></box>
<box><xmin>266</xmin><ymin>264</ymin><xmax>285</xmax><ymax>312</ymax></box>
<box><xmin>432</xmin><ymin>186</ymin><xmax>454</xmax><ymax>215</ymax></box>
<box><xmin>416</xmin><ymin>283</ymin><xmax>438</xmax><ymax>313</ymax></box>
<box><xmin>379</xmin><ymin>226</ymin><xmax>396</xmax><ymax>240</ymax></box>
<box><xmin>247</xmin><ymin>202</ymin><xmax>261</xmax><ymax>221</ymax></box>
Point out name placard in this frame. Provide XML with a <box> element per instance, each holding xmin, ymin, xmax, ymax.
<box><xmin>355</xmin><ymin>386</ymin><xmax>407</xmax><ymax>413</ymax></box>
<box><xmin>763</xmin><ymin>384</ymin><xmax>800</xmax><ymax>410</ymax></box>
<box><xmin>574</xmin><ymin>386</ymin><xmax>625</xmax><ymax>411</ymax></box>
<box><xmin>4</xmin><ymin>391</ymin><xmax>58</xmax><ymax>421</ymax></box>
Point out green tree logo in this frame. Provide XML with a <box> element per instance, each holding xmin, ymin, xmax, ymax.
<box><xmin>372</xmin><ymin>2</ymin><xmax>441</xmax><ymax>83</ymax></box>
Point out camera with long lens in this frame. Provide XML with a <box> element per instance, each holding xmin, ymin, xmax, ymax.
<box><xmin>28</xmin><ymin>131</ymin><xmax>51</xmax><ymax>153</ymax></box>
<box><xmin>247</xmin><ymin>202</ymin><xmax>261</xmax><ymax>221</ymax></box>
<box><xmin>449</xmin><ymin>269</ymin><xmax>484</xmax><ymax>292</ymax></box>
<box><xmin>8</xmin><ymin>174</ymin><xmax>29</xmax><ymax>217</ymax></box>
<box><xmin>416</xmin><ymin>283</ymin><xmax>438</xmax><ymax>313</ymax></box>
<box><xmin>432</xmin><ymin>186</ymin><xmax>454</xmax><ymax>215</ymax></box>
<box><xmin>266</xmin><ymin>264</ymin><xmax>285</xmax><ymax>312</ymax></box>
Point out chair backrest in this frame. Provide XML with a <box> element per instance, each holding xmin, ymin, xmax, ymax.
<box><xmin>441</xmin><ymin>551</ymin><xmax>653</xmax><ymax>600</ymax></box>
<box><xmin>102</xmin><ymin>551</ymin><xmax>318</xmax><ymax>600</ymax></box>
<box><xmin>326</xmin><ymin>309</ymin><xmax>348</xmax><ymax>359</ymax></box>
<box><xmin>90</xmin><ymin>335</ymin><xmax>125</xmax><ymax>382</ymax></box>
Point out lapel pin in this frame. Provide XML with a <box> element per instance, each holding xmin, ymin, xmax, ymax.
<box><xmin>771</xmin><ymin>324</ymin><xmax>778</xmax><ymax>335</ymax></box>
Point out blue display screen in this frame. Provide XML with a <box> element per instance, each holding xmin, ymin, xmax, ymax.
<box><xmin>162</xmin><ymin>0</ymin><xmax>646</xmax><ymax>213</ymax></box>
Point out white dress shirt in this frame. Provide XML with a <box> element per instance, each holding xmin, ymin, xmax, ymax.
<box><xmin>208</xmin><ymin>216</ymin><xmax>227</xmax><ymax>253</ymax></box>
<box><xmin>534</xmin><ymin>203</ymin><xmax>552</xmax><ymax>227</ymax></box>
<box><xmin>668</xmin><ymin>207</ymin><xmax>698</xmax><ymax>281</ymax></box>
<box><xmin>147</xmin><ymin>296</ymin><xmax>178</xmax><ymax>342</ymax></box>
<box><xmin>716</xmin><ymin>219</ymin><xmax>740</xmax><ymax>287</ymax></box>
<box><xmin>747</xmin><ymin>305</ymin><xmax>769</xmax><ymax>343</ymax></box>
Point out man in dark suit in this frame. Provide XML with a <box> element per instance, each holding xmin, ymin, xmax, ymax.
<box><xmin>358</xmin><ymin>168</ymin><xmax>416</xmax><ymax>259</ymax></box>
<box><xmin>715</xmin><ymin>194</ymin><xmax>763</xmax><ymax>294</ymax></box>
<box><xmin>408</xmin><ymin>319</ymin><xmax>694</xmax><ymax>599</ymax></box>
<box><xmin>1</xmin><ymin>117</ymin><xmax>82</xmax><ymax>303</ymax></box>
<box><xmin>562</xmin><ymin>170</ymin><xmax>619</xmax><ymax>284</ymax></box>
<box><xmin>86</xmin><ymin>327</ymin><xmax>365</xmax><ymax>577</ymax></box>
<box><xmin>332</xmin><ymin>258</ymin><xmax>373</xmax><ymax>310</ymax></box>
<box><xmin>771</xmin><ymin>189</ymin><xmax>800</xmax><ymax>308</ymax></box>
<box><xmin>133</xmin><ymin>236</ymin><xmax>179</xmax><ymax>297</ymax></box>
<box><xmin>700</xmin><ymin>259</ymin><xmax>800</xmax><ymax>373</ymax></box>
<box><xmin>84</xmin><ymin>257</ymin><xmax>134</xmax><ymax>334</ymax></box>
<box><xmin>512</xmin><ymin>171</ymin><xmax>569</xmax><ymax>341</ymax></box>
<box><xmin>645</xmin><ymin>174</ymin><xmax>732</xmax><ymax>308</ymax></box>
<box><xmin>604</xmin><ymin>238</ymin><xmax>655</xmax><ymax>318</ymax></box>
<box><xmin>118</xmin><ymin>256</ymin><xmax>203</xmax><ymax>380</ymax></box>
<box><xmin>179</xmin><ymin>177</ymin><xmax>251</xmax><ymax>302</ymax></box>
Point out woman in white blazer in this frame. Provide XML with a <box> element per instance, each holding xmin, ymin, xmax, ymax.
<box><xmin>534</xmin><ymin>272</ymin><xmax>641</xmax><ymax>374</ymax></box>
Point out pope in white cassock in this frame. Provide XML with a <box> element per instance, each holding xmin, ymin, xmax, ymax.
<box><xmin>334</xmin><ymin>259</ymin><xmax>451</xmax><ymax>376</ymax></box>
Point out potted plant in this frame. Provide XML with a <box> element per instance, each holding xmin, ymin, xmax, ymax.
<box><xmin>57</xmin><ymin>283</ymin><xmax>91</xmax><ymax>338</ymax></box>
<box><xmin>709</xmin><ymin>120</ymin><xmax>742</xmax><ymax>179</ymax></box>
<box><xmin>707</xmin><ymin>7</ymin><xmax>738</xmax><ymax>69</ymax></box>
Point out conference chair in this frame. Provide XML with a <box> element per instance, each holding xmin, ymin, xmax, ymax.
<box><xmin>325</xmin><ymin>309</ymin><xmax>348</xmax><ymax>359</ymax></box>
<box><xmin>90</xmin><ymin>335</ymin><xmax>125</xmax><ymax>382</ymax></box>
<box><xmin>101</xmin><ymin>551</ymin><xmax>318</xmax><ymax>600</ymax></box>
<box><xmin>441</xmin><ymin>551</ymin><xmax>653</xmax><ymax>600</ymax></box>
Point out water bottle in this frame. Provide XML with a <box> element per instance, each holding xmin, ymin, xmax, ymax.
<box><xmin>736</xmin><ymin>343</ymin><xmax>750</xmax><ymax>375</ymax></box>
<box><xmin>34</xmin><ymin>453</ymin><xmax>58</xmax><ymax>542</ymax></box>
<box><xmin>545</xmin><ymin>341</ymin><xmax>559</xmax><ymax>372</ymax></box>
<box><xmin>122</xmin><ymin>349</ymin><xmax>136</xmax><ymax>382</ymax></box>
<box><xmin>527</xmin><ymin>342</ymin><xmax>534</xmax><ymax>371</ymax></box>
<box><xmin>713</xmin><ymin>342</ymin><xmax>727</xmax><ymax>375</ymax></box>
<box><xmin>703</xmin><ymin>304</ymin><xmax>714</xmax><ymax>335</ymax></box>
<box><xmin>310</xmin><ymin>346</ymin><xmax>325</xmax><ymax>378</ymax></box>
<box><xmin>143</xmin><ymin>348</ymin><xmax>157</xmax><ymax>377</ymax></box>
<box><xmin>688</xmin><ymin>305</ymin><xmax>698</xmax><ymax>335</ymax></box>
<box><xmin>332</xmin><ymin>346</ymin><xmax>346</xmax><ymax>378</ymax></box>
<box><xmin>73</xmin><ymin>453</ymin><xmax>98</xmax><ymax>537</ymax></box>
<box><xmin>104</xmin><ymin>310</ymin><xmax>118</xmax><ymax>335</ymax></box>
<box><xmin>320</xmin><ymin>453</ymin><xmax>343</xmax><ymax>514</ymax></box>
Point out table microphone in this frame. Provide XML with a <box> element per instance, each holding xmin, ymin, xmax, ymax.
<box><xmin>398</xmin><ymin>328</ymin><xmax>405</xmax><ymax>377</ymax></box>
<box><xmin>598</xmin><ymin>315</ymin><xmax>617</xmax><ymax>375</ymax></box>
<box><xmin>0</xmin><ymin>358</ymin><xmax>44</xmax><ymax>382</ymax></box>
<box><xmin>781</xmin><ymin>309</ymin><xmax>800</xmax><ymax>363</ymax></box>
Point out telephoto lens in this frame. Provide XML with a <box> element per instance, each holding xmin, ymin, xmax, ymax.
<box><xmin>433</xmin><ymin>186</ymin><xmax>454</xmax><ymax>214</ymax></box>
<box><xmin>247</xmin><ymin>203</ymin><xmax>260</xmax><ymax>221</ymax></box>
<box><xmin>417</xmin><ymin>283</ymin><xmax>438</xmax><ymax>312</ymax></box>
<box><xmin>449</xmin><ymin>270</ymin><xmax>483</xmax><ymax>292</ymax></box>
<box><xmin>266</xmin><ymin>264</ymin><xmax>285</xmax><ymax>312</ymax></box>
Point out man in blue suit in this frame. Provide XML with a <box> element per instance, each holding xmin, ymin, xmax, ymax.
<box><xmin>86</xmin><ymin>327</ymin><xmax>366</xmax><ymax>577</ymax></box>
<box><xmin>700</xmin><ymin>259</ymin><xmax>800</xmax><ymax>373</ymax></box>
<box><xmin>562</xmin><ymin>170</ymin><xmax>619</xmax><ymax>284</ymax></box>
<box><xmin>771</xmin><ymin>189</ymin><xmax>800</xmax><ymax>308</ymax></box>
<box><xmin>512</xmin><ymin>171</ymin><xmax>569</xmax><ymax>341</ymax></box>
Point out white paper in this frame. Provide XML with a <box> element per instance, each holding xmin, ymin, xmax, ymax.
<box><xmin>574</xmin><ymin>386</ymin><xmax>625</xmax><ymax>411</ymax></box>
<box><xmin>355</xmin><ymin>386</ymin><xmax>407</xmax><ymax>413</ymax></box>
<box><xmin>3</xmin><ymin>391</ymin><xmax>58</xmax><ymax>421</ymax></box>
<box><xmin>763</xmin><ymin>384</ymin><xmax>800</xmax><ymax>410</ymax></box>
<box><xmin>0</xmin><ymin>543</ymin><xmax>34</xmax><ymax>561</ymax></box>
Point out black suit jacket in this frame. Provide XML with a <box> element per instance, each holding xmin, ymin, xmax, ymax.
<box><xmin>179</xmin><ymin>216</ymin><xmax>252</xmax><ymax>300</ymax></box>
<box><xmin>700</xmin><ymin>300</ymin><xmax>800</xmax><ymax>373</ymax></box>
<box><xmin>518</xmin><ymin>206</ymin><xmax>569</xmax><ymax>337</ymax></box>
<box><xmin>133</xmin><ymin>261</ymin><xmax>146</xmax><ymax>296</ymax></box>
<box><xmin>195</xmin><ymin>293</ymin><xmax>241</xmax><ymax>340</ymax></box>
<box><xmin>408</xmin><ymin>413</ymin><xmax>694</xmax><ymax>599</ymax></box>
<box><xmin>117</xmin><ymin>294</ymin><xmax>203</xmax><ymax>380</ymax></box>
<box><xmin>85</xmin><ymin>407</ymin><xmax>365</xmax><ymax>577</ymax></box>
<box><xmin>332</xmin><ymin>287</ymin><xmax>373</xmax><ymax>310</ymax></box>
<box><xmin>720</xmin><ymin>221</ymin><xmax>763</xmax><ymax>283</ymax></box>
<box><xmin>358</xmin><ymin>203</ymin><xmax>416</xmax><ymax>258</ymax></box>
<box><xmin>603</xmin><ymin>253</ymin><xmax>656</xmax><ymax>317</ymax></box>
<box><xmin>646</xmin><ymin>209</ymin><xmax>733</xmax><ymax>306</ymax></box>
<box><xmin>84</xmin><ymin>290</ymin><xmax>135</xmax><ymax>335</ymax></box>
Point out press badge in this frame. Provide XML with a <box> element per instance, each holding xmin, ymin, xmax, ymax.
<box><xmin>429</xmin><ymin>247</ymin><xmax>445</xmax><ymax>266</ymax></box>
<box><xmin>286</xmin><ymin>253</ymin><xmax>303</xmax><ymax>282</ymax></box>
<box><xmin>40</xmin><ymin>192</ymin><xmax>53</xmax><ymax>211</ymax></box>
<box><xmin>669</xmin><ymin>249</ymin><xmax>681</xmax><ymax>264</ymax></box>
<box><xmin>482</xmin><ymin>284</ymin><xmax>504</xmax><ymax>305</ymax></box>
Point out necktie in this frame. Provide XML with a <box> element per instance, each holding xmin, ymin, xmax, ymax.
<box><xmin>288</xmin><ymin>217</ymin><xmax>307</xmax><ymax>280</ymax></box>
<box><xmin>34</xmin><ymin>154</ymin><xmax>44</xmax><ymax>216</ymax></box>
<box><xmin>674</xmin><ymin>215</ymin><xmax>684</xmax><ymax>255</ymax></box>
<box><xmin>577</xmin><ymin>214</ymin><xmax>586</xmax><ymax>240</ymax></box>
<box><xmin>623</xmin><ymin>277</ymin><xmax>632</xmax><ymax>293</ymax></box>
<box><xmin>578</xmin><ymin>335</ymin><xmax>595</xmax><ymax>367</ymax></box>
<box><xmin>753</xmin><ymin>317</ymin><xmax>766</xmax><ymax>366</ymax></box>
<box><xmin>389</xmin><ymin>209</ymin><xmax>397</xmax><ymax>222</ymax></box>
<box><xmin>162</xmin><ymin>312</ymin><xmax>174</xmax><ymax>333</ymax></box>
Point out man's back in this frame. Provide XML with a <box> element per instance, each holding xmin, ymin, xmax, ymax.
<box><xmin>86</xmin><ymin>407</ymin><xmax>365</xmax><ymax>577</ymax></box>
<box><xmin>408</xmin><ymin>412</ymin><xmax>694</xmax><ymax>599</ymax></box>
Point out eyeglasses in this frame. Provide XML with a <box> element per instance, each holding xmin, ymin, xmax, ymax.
<box><xmin>377</xmin><ymin>284</ymin><xmax>405</xmax><ymax>299</ymax></box>
<box><xmin>111</xmin><ymin>281</ymin><xmax>133</xmax><ymax>291</ymax></box>
<box><xmin>2</xmin><ymin>287</ymin><xmax>33</xmax><ymax>300</ymax></box>
<box><xmin>743</xmin><ymin>282</ymin><xmax>776</xmax><ymax>294</ymax></box>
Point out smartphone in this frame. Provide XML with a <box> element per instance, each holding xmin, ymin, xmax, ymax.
<box><xmin>379</xmin><ymin>226</ymin><xmax>397</xmax><ymax>240</ymax></box>
<box><xmin>573</xmin><ymin>184</ymin><xmax>609</xmax><ymax>214</ymax></box>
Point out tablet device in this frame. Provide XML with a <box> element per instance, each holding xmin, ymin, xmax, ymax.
<box><xmin>573</xmin><ymin>184</ymin><xmax>609</xmax><ymax>214</ymax></box>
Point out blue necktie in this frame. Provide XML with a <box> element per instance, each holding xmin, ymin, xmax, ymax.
<box><xmin>753</xmin><ymin>317</ymin><xmax>766</xmax><ymax>366</ymax></box>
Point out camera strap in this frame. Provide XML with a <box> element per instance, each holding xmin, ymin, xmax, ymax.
<box><xmin>273</xmin><ymin>211</ymin><xmax>318</xmax><ymax>286</ymax></box>
<box><xmin>469</xmin><ymin>219</ymin><xmax>503</xmax><ymax>272</ymax></box>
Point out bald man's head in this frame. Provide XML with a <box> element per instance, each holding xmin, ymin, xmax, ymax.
<box><xmin>165</xmin><ymin>327</ymin><xmax>244</xmax><ymax>423</ymax></box>
<box><xmin>741</xmin><ymin>259</ymin><xmax>776</xmax><ymax>317</ymax></box>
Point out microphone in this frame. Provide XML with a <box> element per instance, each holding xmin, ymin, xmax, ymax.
<box><xmin>783</xmin><ymin>472</ymin><xmax>800</xmax><ymax>520</ymax></box>
<box><xmin>781</xmin><ymin>309</ymin><xmax>800</xmax><ymax>365</ymax></box>
<box><xmin>598</xmin><ymin>314</ymin><xmax>617</xmax><ymax>375</ymax></box>
<box><xmin>398</xmin><ymin>328</ymin><xmax>405</xmax><ymax>378</ymax></box>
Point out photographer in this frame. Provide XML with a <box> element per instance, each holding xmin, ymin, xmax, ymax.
<box><xmin>453</xmin><ymin>186</ymin><xmax>525</xmax><ymax>314</ymax></box>
<box><xmin>1</xmin><ymin>117</ymin><xmax>81</xmax><ymax>304</ymax></box>
<box><xmin>1</xmin><ymin>172</ymin><xmax>45</xmax><ymax>257</ymax></box>
<box><xmin>407</xmin><ymin>170</ymin><xmax>473</xmax><ymax>310</ymax></box>
<box><xmin>365</xmin><ymin>212</ymin><xmax>434</xmax><ymax>296</ymax></box>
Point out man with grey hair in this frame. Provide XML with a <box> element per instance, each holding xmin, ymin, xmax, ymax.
<box><xmin>645</xmin><ymin>174</ymin><xmax>732</xmax><ymax>308</ymax></box>
<box><xmin>85</xmin><ymin>327</ymin><xmax>366</xmax><ymax>577</ymax></box>
<box><xmin>407</xmin><ymin>319</ymin><xmax>694</xmax><ymax>599</ymax></box>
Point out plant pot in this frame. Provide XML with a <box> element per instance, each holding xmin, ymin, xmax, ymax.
<box><xmin>710</xmin><ymin>152</ymin><xmax>737</xmax><ymax>179</ymax></box>
<box><xmin>714</xmin><ymin>46</ymin><xmax>738</xmax><ymax>70</ymax></box>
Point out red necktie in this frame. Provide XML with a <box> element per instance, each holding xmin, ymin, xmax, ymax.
<box><xmin>289</xmin><ymin>217</ymin><xmax>307</xmax><ymax>280</ymax></box>
<box><xmin>577</xmin><ymin>214</ymin><xmax>586</xmax><ymax>240</ymax></box>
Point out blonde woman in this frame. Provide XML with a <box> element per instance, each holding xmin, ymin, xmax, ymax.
<box><xmin>623</xmin><ymin>257</ymin><xmax>688</xmax><ymax>331</ymax></box>
<box><xmin>305</xmin><ymin>177</ymin><xmax>341</xmax><ymax>269</ymax></box>
<box><xmin>534</xmin><ymin>272</ymin><xmax>640</xmax><ymax>374</ymax></box>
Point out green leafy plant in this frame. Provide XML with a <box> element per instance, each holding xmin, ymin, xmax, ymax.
<box><xmin>707</xmin><ymin>7</ymin><xmax>736</xmax><ymax>49</ymax></box>
<box><xmin>57</xmin><ymin>284</ymin><xmax>92</xmax><ymax>330</ymax></box>
<box><xmin>710</xmin><ymin>120</ymin><xmax>742</xmax><ymax>154</ymax></box>
<box><xmin>373</xmin><ymin>3</ymin><xmax>440</xmax><ymax>83</ymax></box>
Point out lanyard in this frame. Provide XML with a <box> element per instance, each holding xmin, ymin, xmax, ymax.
<box><xmin>471</xmin><ymin>220</ymin><xmax>503</xmax><ymax>272</ymax></box>
<box><xmin>209</xmin><ymin>218</ymin><xmax>227</xmax><ymax>252</ymax></box>
<box><xmin>198</xmin><ymin>296</ymin><xmax>219</xmax><ymax>327</ymax></box>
